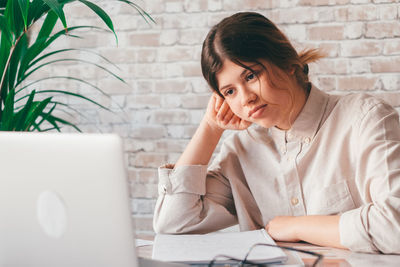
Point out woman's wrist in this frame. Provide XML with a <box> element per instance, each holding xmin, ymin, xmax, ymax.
<box><xmin>292</xmin><ymin>216</ymin><xmax>303</xmax><ymax>241</ymax></box>
<box><xmin>201</xmin><ymin>116</ymin><xmax>225</xmax><ymax>137</ymax></box>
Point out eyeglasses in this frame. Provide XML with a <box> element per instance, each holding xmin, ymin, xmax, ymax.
<box><xmin>208</xmin><ymin>243</ymin><xmax>323</xmax><ymax>267</ymax></box>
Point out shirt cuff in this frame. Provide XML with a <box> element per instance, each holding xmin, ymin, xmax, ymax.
<box><xmin>339</xmin><ymin>205</ymin><xmax>378</xmax><ymax>253</ymax></box>
<box><xmin>158</xmin><ymin>164</ymin><xmax>208</xmax><ymax>195</ymax></box>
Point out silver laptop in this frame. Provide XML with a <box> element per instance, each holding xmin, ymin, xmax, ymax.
<box><xmin>0</xmin><ymin>132</ymin><xmax>184</xmax><ymax>267</ymax></box>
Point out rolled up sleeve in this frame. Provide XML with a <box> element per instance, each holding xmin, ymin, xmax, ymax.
<box><xmin>157</xmin><ymin>165</ymin><xmax>207</xmax><ymax>195</ymax></box>
<box><xmin>153</xmin><ymin>164</ymin><xmax>237</xmax><ymax>234</ymax></box>
<box><xmin>340</xmin><ymin>101</ymin><xmax>400</xmax><ymax>253</ymax></box>
<box><xmin>340</xmin><ymin>205</ymin><xmax>379</xmax><ymax>253</ymax></box>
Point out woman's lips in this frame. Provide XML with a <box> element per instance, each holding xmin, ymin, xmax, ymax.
<box><xmin>248</xmin><ymin>104</ymin><xmax>268</xmax><ymax>118</ymax></box>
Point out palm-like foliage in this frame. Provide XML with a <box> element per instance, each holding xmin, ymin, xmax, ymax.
<box><xmin>0</xmin><ymin>0</ymin><xmax>153</xmax><ymax>131</ymax></box>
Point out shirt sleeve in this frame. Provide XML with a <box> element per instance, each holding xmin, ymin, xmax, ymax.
<box><xmin>153</xmin><ymin>156</ymin><xmax>238</xmax><ymax>234</ymax></box>
<box><xmin>339</xmin><ymin>100</ymin><xmax>400</xmax><ymax>253</ymax></box>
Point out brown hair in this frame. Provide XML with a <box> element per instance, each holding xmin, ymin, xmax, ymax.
<box><xmin>201</xmin><ymin>12</ymin><xmax>324</xmax><ymax>98</ymax></box>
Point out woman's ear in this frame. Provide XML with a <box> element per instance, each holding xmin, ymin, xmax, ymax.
<box><xmin>288</xmin><ymin>65</ymin><xmax>296</xmax><ymax>75</ymax></box>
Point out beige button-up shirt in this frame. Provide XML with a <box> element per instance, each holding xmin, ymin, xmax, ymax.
<box><xmin>153</xmin><ymin>86</ymin><xmax>400</xmax><ymax>254</ymax></box>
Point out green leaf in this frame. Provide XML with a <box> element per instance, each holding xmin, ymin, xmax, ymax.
<box><xmin>13</xmin><ymin>104</ymin><xmax>34</xmax><ymax>130</ymax></box>
<box><xmin>29</xmin><ymin>48</ymin><xmax>121</xmax><ymax>71</ymax></box>
<box><xmin>14</xmin><ymin>89</ymin><xmax>35</xmax><ymax>130</ymax></box>
<box><xmin>32</xmin><ymin>89</ymin><xmax>110</xmax><ymax>111</ymax></box>
<box><xmin>16</xmin><ymin>76</ymin><xmax>112</xmax><ymax>99</ymax></box>
<box><xmin>2</xmin><ymin>0</ymin><xmax>25</xmax><ymax>39</ymax></box>
<box><xmin>17</xmin><ymin>0</ymin><xmax>29</xmax><ymax>30</ymax></box>
<box><xmin>15</xmin><ymin>87</ymin><xmax>110</xmax><ymax>112</ymax></box>
<box><xmin>39</xmin><ymin>105</ymin><xmax>62</xmax><ymax>132</ymax></box>
<box><xmin>17</xmin><ymin>10</ymin><xmax>58</xmax><ymax>80</ymax></box>
<box><xmin>18</xmin><ymin>25</ymin><xmax>102</xmax><ymax>82</ymax></box>
<box><xmin>9</xmin><ymin>0</ymin><xmax>24</xmax><ymax>41</ymax></box>
<box><xmin>47</xmin><ymin>113</ymin><xmax>81</xmax><ymax>132</ymax></box>
<box><xmin>20</xmin><ymin>58</ymin><xmax>125</xmax><ymax>88</ymax></box>
<box><xmin>35</xmin><ymin>101</ymin><xmax>56</xmax><ymax>127</ymax></box>
<box><xmin>58</xmin><ymin>0</ymin><xmax>76</xmax><ymax>5</ymax></box>
<box><xmin>0</xmin><ymin>15</ymin><xmax>12</xmax><ymax>46</ymax></box>
<box><xmin>28</xmin><ymin>0</ymin><xmax>50</xmax><ymax>26</ymax></box>
<box><xmin>4</xmin><ymin>0</ymin><xmax>15</xmax><ymax>36</ymax></box>
<box><xmin>42</xmin><ymin>0</ymin><xmax>67</xmax><ymax>30</ymax></box>
<box><xmin>0</xmin><ymin>31</ymin><xmax>12</xmax><ymax>88</ymax></box>
<box><xmin>0</xmin><ymin>58</ymin><xmax>10</xmax><ymax>106</ymax></box>
<box><xmin>17</xmin><ymin>37</ymin><xmax>46</xmax><ymax>81</ymax></box>
<box><xmin>48</xmin><ymin>100</ymin><xmax>91</xmax><ymax>120</ymax></box>
<box><xmin>39</xmin><ymin>127</ymin><xmax>59</xmax><ymax>131</ymax></box>
<box><xmin>24</xmin><ymin>97</ymin><xmax>52</xmax><ymax>131</ymax></box>
<box><xmin>37</xmin><ymin>10</ymin><xmax>58</xmax><ymax>41</ymax></box>
<box><xmin>78</xmin><ymin>0</ymin><xmax>118</xmax><ymax>43</ymax></box>
<box><xmin>0</xmin><ymin>1</ymin><xmax>5</xmax><ymax>16</ymax></box>
<box><xmin>0</xmin><ymin>88</ymin><xmax>15</xmax><ymax>130</ymax></box>
<box><xmin>8</xmin><ymin>34</ymin><xmax>27</xmax><ymax>91</ymax></box>
<box><xmin>117</xmin><ymin>0</ymin><xmax>155</xmax><ymax>24</ymax></box>
<box><xmin>15</xmin><ymin>75</ymin><xmax>129</xmax><ymax>112</ymax></box>
<box><xmin>0</xmin><ymin>33</ymin><xmax>28</xmax><ymax>108</ymax></box>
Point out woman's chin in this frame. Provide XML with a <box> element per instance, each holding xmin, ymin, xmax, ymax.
<box><xmin>255</xmin><ymin>121</ymin><xmax>275</xmax><ymax>129</ymax></box>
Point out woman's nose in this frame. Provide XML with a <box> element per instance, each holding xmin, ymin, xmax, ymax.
<box><xmin>241</xmin><ymin>86</ymin><xmax>257</xmax><ymax>106</ymax></box>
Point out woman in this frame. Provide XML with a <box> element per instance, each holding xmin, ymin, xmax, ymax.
<box><xmin>153</xmin><ymin>12</ymin><xmax>400</xmax><ymax>254</ymax></box>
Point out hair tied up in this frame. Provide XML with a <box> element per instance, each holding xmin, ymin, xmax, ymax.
<box><xmin>303</xmin><ymin>64</ymin><xmax>309</xmax><ymax>75</ymax></box>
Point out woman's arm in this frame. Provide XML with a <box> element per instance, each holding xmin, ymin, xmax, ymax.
<box><xmin>174</xmin><ymin>117</ymin><xmax>223</xmax><ymax>167</ymax></box>
<box><xmin>175</xmin><ymin>93</ymin><xmax>251</xmax><ymax>167</ymax></box>
<box><xmin>266</xmin><ymin>215</ymin><xmax>346</xmax><ymax>249</ymax></box>
<box><xmin>154</xmin><ymin>94</ymin><xmax>252</xmax><ymax>234</ymax></box>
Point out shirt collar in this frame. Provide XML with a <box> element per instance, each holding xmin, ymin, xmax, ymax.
<box><xmin>270</xmin><ymin>85</ymin><xmax>330</xmax><ymax>144</ymax></box>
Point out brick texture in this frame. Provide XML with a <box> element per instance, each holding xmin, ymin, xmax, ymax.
<box><xmin>30</xmin><ymin>0</ymin><xmax>400</xmax><ymax>235</ymax></box>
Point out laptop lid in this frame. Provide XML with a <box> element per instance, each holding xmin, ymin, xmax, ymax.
<box><xmin>0</xmin><ymin>132</ymin><xmax>137</xmax><ymax>267</ymax></box>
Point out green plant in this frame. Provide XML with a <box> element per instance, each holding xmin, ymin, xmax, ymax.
<box><xmin>0</xmin><ymin>0</ymin><xmax>153</xmax><ymax>131</ymax></box>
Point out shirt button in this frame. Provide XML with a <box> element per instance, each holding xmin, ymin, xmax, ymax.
<box><xmin>280</xmin><ymin>146</ymin><xmax>286</xmax><ymax>154</ymax></box>
<box><xmin>291</xmin><ymin>197</ymin><xmax>299</xmax><ymax>205</ymax></box>
<box><xmin>287</xmin><ymin>132</ymin><xmax>293</xmax><ymax>139</ymax></box>
<box><xmin>304</xmin><ymin>137</ymin><xmax>311</xmax><ymax>144</ymax></box>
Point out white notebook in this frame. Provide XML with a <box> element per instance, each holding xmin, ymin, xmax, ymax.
<box><xmin>152</xmin><ymin>229</ymin><xmax>288</xmax><ymax>264</ymax></box>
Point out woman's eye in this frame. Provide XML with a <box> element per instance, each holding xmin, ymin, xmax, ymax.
<box><xmin>224</xmin><ymin>89</ymin><xmax>235</xmax><ymax>96</ymax></box>
<box><xmin>246</xmin><ymin>73</ymin><xmax>255</xmax><ymax>81</ymax></box>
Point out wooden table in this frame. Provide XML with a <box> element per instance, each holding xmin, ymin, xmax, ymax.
<box><xmin>136</xmin><ymin>236</ymin><xmax>400</xmax><ymax>266</ymax></box>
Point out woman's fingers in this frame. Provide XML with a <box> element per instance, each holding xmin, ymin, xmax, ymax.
<box><xmin>230</xmin><ymin>115</ymin><xmax>240</xmax><ymax>125</ymax></box>
<box><xmin>240</xmin><ymin>119</ymin><xmax>253</xmax><ymax>129</ymax></box>
<box><xmin>206</xmin><ymin>94</ymin><xmax>217</xmax><ymax>115</ymax></box>
<box><xmin>210</xmin><ymin>94</ymin><xmax>252</xmax><ymax>130</ymax></box>
<box><xmin>223</xmin><ymin>109</ymin><xmax>235</xmax><ymax>124</ymax></box>
<box><xmin>216</xmin><ymin>100</ymin><xmax>230</xmax><ymax>121</ymax></box>
<box><xmin>214</xmin><ymin>94</ymin><xmax>224</xmax><ymax>112</ymax></box>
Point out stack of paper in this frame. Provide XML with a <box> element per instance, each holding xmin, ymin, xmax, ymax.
<box><xmin>152</xmin><ymin>229</ymin><xmax>288</xmax><ymax>265</ymax></box>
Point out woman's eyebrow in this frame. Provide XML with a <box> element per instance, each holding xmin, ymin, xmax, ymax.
<box><xmin>219</xmin><ymin>64</ymin><xmax>260</xmax><ymax>91</ymax></box>
<box><xmin>219</xmin><ymin>84</ymin><xmax>232</xmax><ymax>92</ymax></box>
<box><xmin>240</xmin><ymin>64</ymin><xmax>259</xmax><ymax>78</ymax></box>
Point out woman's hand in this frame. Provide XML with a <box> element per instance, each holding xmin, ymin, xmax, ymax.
<box><xmin>204</xmin><ymin>93</ymin><xmax>252</xmax><ymax>131</ymax></box>
<box><xmin>265</xmin><ymin>216</ymin><xmax>300</xmax><ymax>242</ymax></box>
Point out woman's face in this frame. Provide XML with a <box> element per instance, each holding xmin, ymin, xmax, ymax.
<box><xmin>216</xmin><ymin>60</ymin><xmax>303</xmax><ymax>130</ymax></box>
